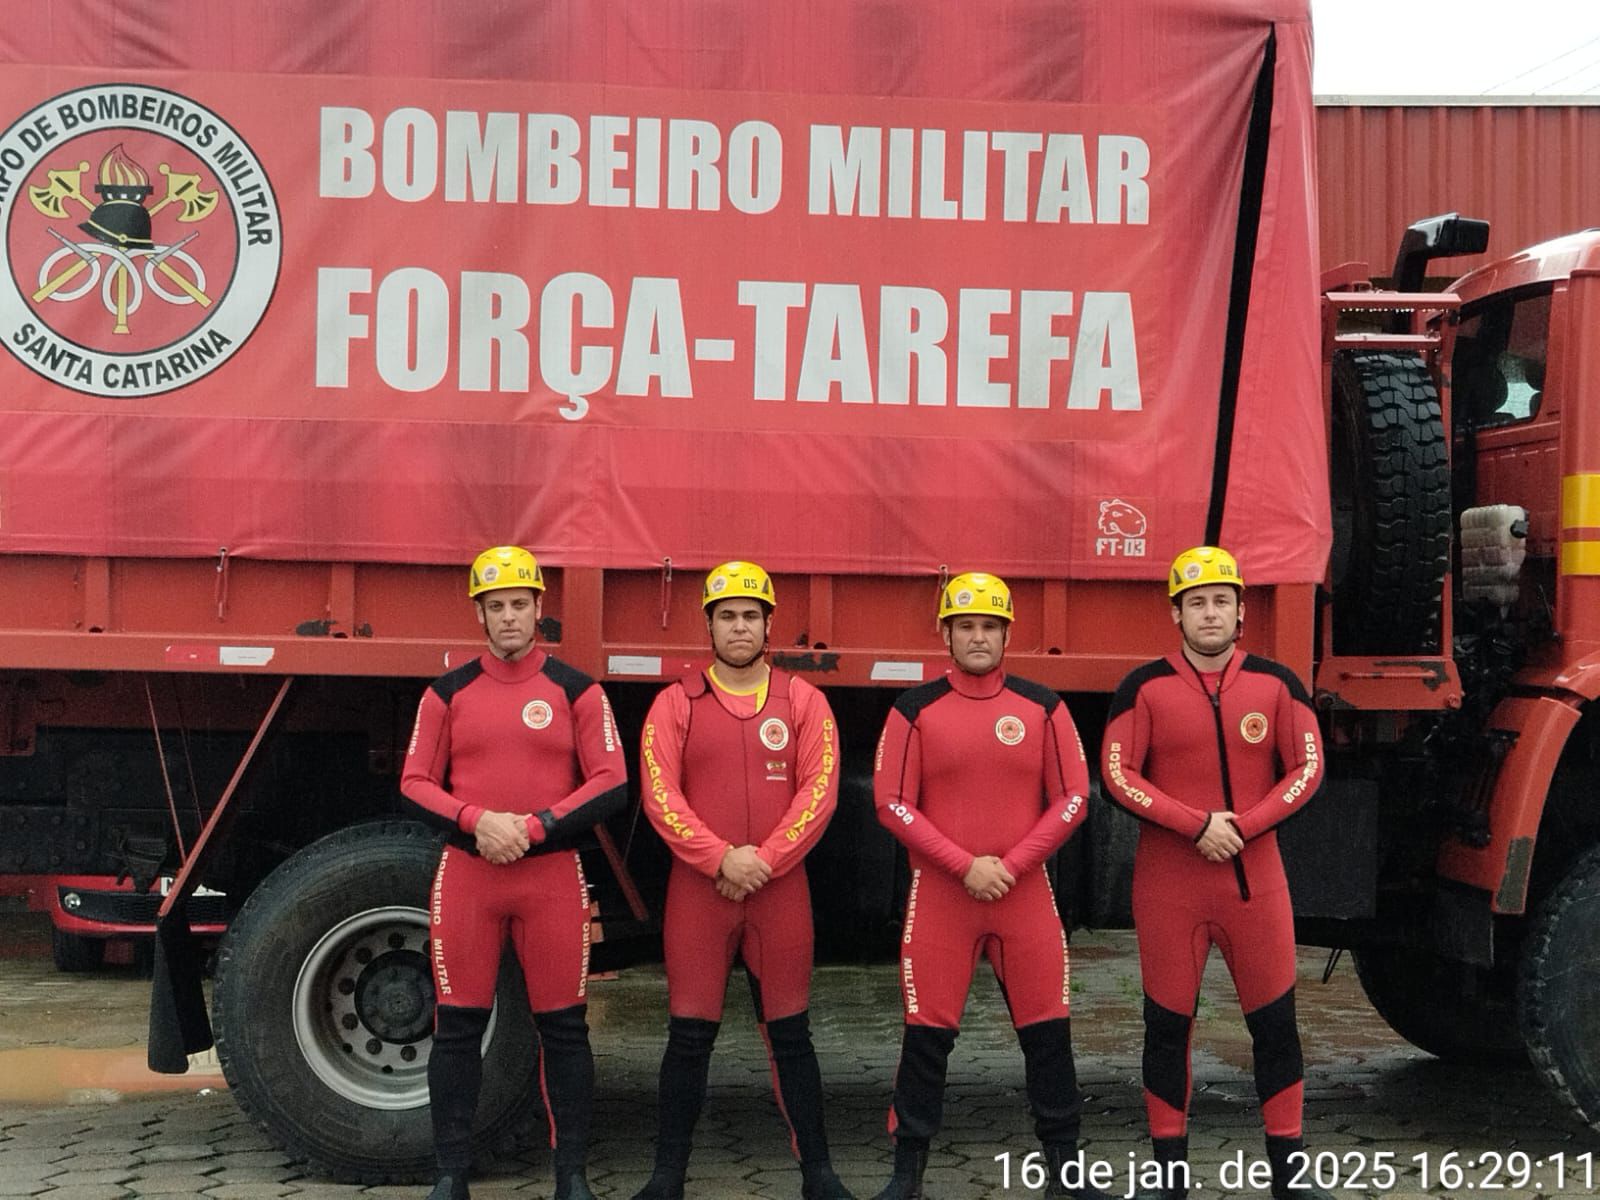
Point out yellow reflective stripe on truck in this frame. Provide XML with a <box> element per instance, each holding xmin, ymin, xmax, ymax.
<box><xmin>1561</xmin><ymin>473</ymin><xmax>1600</xmax><ymax>529</ymax></box>
<box><xmin>1561</xmin><ymin>540</ymin><xmax>1600</xmax><ymax>576</ymax></box>
<box><xmin>1555</xmin><ymin>544</ymin><xmax>1600</xmax><ymax>576</ymax></box>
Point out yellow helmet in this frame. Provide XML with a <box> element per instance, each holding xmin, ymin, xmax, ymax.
<box><xmin>703</xmin><ymin>561</ymin><xmax>776</xmax><ymax>610</ymax></box>
<box><xmin>1168</xmin><ymin>546</ymin><xmax>1244</xmax><ymax>599</ymax></box>
<box><xmin>939</xmin><ymin>572</ymin><xmax>1014</xmax><ymax>622</ymax></box>
<box><xmin>468</xmin><ymin>545</ymin><xmax>545</xmax><ymax>598</ymax></box>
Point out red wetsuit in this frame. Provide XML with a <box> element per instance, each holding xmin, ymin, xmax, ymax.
<box><xmin>637</xmin><ymin>666</ymin><xmax>842</xmax><ymax>1178</ymax></box>
<box><xmin>1102</xmin><ymin>649</ymin><xmax>1323</xmax><ymax>1142</ymax></box>
<box><xmin>642</xmin><ymin>667</ymin><xmax>838</xmax><ymax>1020</ymax></box>
<box><xmin>401</xmin><ymin>647</ymin><xmax>627</xmax><ymax>1175</ymax></box>
<box><xmin>873</xmin><ymin>665</ymin><xmax>1091</xmax><ymax>1148</ymax></box>
<box><xmin>404</xmin><ymin>648</ymin><xmax>627</xmax><ymax>1011</ymax></box>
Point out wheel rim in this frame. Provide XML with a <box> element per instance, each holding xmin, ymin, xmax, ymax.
<box><xmin>291</xmin><ymin>905</ymin><xmax>493</xmax><ymax>1111</ymax></box>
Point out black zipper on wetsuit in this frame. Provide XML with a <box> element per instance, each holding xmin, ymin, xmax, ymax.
<box><xmin>1190</xmin><ymin>659</ymin><xmax>1250</xmax><ymax>901</ymax></box>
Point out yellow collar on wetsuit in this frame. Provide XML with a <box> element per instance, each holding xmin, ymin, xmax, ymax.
<box><xmin>708</xmin><ymin>663</ymin><xmax>769</xmax><ymax>709</ymax></box>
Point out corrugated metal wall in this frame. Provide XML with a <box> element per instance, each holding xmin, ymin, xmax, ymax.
<box><xmin>1316</xmin><ymin>103</ymin><xmax>1600</xmax><ymax>280</ymax></box>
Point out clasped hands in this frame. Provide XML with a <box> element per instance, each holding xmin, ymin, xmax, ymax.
<box><xmin>716</xmin><ymin>844</ymin><xmax>771</xmax><ymax>901</ymax></box>
<box><xmin>1196</xmin><ymin>811</ymin><xmax>1244</xmax><ymax>862</ymax></box>
<box><xmin>963</xmin><ymin>855</ymin><xmax>1014</xmax><ymax>902</ymax></box>
<box><xmin>474</xmin><ymin>809</ymin><xmax>536</xmax><ymax>864</ymax></box>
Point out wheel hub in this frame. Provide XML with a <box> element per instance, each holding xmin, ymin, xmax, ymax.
<box><xmin>355</xmin><ymin>951</ymin><xmax>434</xmax><ymax>1042</ymax></box>
<box><xmin>291</xmin><ymin>905</ymin><xmax>499</xmax><ymax>1111</ymax></box>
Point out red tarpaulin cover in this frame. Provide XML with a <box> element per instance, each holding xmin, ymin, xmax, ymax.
<box><xmin>0</xmin><ymin>0</ymin><xmax>1326</xmax><ymax>583</ymax></box>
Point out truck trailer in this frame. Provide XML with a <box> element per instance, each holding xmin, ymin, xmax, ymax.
<box><xmin>2</xmin><ymin>0</ymin><xmax>1595</xmax><ymax>1183</ymax></box>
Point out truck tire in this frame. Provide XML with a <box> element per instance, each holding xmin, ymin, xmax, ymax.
<box><xmin>1352</xmin><ymin>945</ymin><xmax>1524</xmax><ymax>1063</ymax></box>
<box><xmin>51</xmin><ymin>928</ymin><xmax>105</xmax><ymax>972</ymax></box>
<box><xmin>1520</xmin><ymin>845</ymin><xmax>1600</xmax><ymax>1132</ymax></box>
<box><xmin>1329</xmin><ymin>351</ymin><xmax>1451</xmax><ymax>654</ymax></box>
<box><xmin>212</xmin><ymin>821</ymin><xmax>540</xmax><ymax>1183</ymax></box>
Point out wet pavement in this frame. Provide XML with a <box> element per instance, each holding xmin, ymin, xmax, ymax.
<box><xmin>2</xmin><ymin>909</ymin><xmax>1597</xmax><ymax>1199</ymax></box>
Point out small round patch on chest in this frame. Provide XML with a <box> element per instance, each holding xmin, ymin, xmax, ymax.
<box><xmin>1240</xmin><ymin>712</ymin><xmax>1269</xmax><ymax>743</ymax></box>
<box><xmin>522</xmin><ymin>699</ymin><xmax>553</xmax><ymax>730</ymax></box>
<box><xmin>760</xmin><ymin>718</ymin><xmax>790</xmax><ymax>750</ymax></box>
<box><xmin>995</xmin><ymin>715</ymin><xmax>1026</xmax><ymax>746</ymax></box>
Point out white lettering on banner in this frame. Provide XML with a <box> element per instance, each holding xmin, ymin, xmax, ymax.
<box><xmin>617</xmin><ymin>278</ymin><xmax>692</xmax><ymax>398</ymax></box>
<box><xmin>315</xmin><ymin>270</ymin><xmax>1143</xmax><ymax>412</ymax></box>
<box><xmin>316</xmin><ymin>269</ymin><xmax>370</xmax><ymax>387</ymax></box>
<box><xmin>739</xmin><ymin>281</ymin><xmax>1142</xmax><ymax>410</ymax></box>
<box><xmin>460</xmin><ymin>273</ymin><xmax>531</xmax><ymax>391</ymax></box>
<box><xmin>321</xmin><ymin>107</ymin><xmax>782</xmax><ymax>213</ymax></box>
<box><xmin>808</xmin><ymin>125</ymin><xmax>1150</xmax><ymax>224</ymax></box>
<box><xmin>377</xmin><ymin>268</ymin><xmax>450</xmax><ymax>390</ymax></box>
<box><xmin>540</xmin><ymin>272</ymin><xmax>613</xmax><ymax>419</ymax></box>
<box><xmin>958</xmin><ymin>289</ymin><xmax>1010</xmax><ymax>408</ymax></box>
<box><xmin>383</xmin><ymin>108</ymin><xmax>438</xmax><ymax>202</ymax></box>
<box><xmin>320</xmin><ymin>107</ymin><xmax>375</xmax><ymax>197</ymax></box>
<box><xmin>796</xmin><ymin>285</ymin><xmax>873</xmax><ymax>404</ymax></box>
<box><xmin>444</xmin><ymin>111</ymin><xmax>520</xmax><ymax>203</ymax></box>
<box><xmin>528</xmin><ymin>114</ymin><xmax>582</xmax><ymax>203</ymax></box>
<box><xmin>320</xmin><ymin>107</ymin><xmax>1146</xmax><ymax>226</ymax></box>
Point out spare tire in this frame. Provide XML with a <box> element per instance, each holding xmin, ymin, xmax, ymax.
<box><xmin>213</xmin><ymin>820</ymin><xmax>540</xmax><ymax>1183</ymax></box>
<box><xmin>1329</xmin><ymin>351</ymin><xmax>1451</xmax><ymax>654</ymax></box>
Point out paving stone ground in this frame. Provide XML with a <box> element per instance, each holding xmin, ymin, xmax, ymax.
<box><xmin>2</xmin><ymin>913</ymin><xmax>1597</xmax><ymax>1199</ymax></box>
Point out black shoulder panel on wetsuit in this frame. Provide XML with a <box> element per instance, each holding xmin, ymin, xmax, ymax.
<box><xmin>1237</xmin><ymin>654</ymin><xmax>1314</xmax><ymax>707</ymax></box>
<box><xmin>1002</xmin><ymin>675</ymin><xmax>1061</xmax><ymax>714</ymax></box>
<box><xmin>1107</xmin><ymin>658</ymin><xmax>1178</xmax><ymax>725</ymax></box>
<box><xmin>542</xmin><ymin>655</ymin><xmax>597</xmax><ymax>707</ymax></box>
<box><xmin>430</xmin><ymin>658</ymin><xmax>484</xmax><ymax>705</ymax></box>
<box><xmin>891</xmin><ymin>677</ymin><xmax>954</xmax><ymax>725</ymax></box>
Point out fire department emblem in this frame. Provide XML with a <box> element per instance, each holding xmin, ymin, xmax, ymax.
<box><xmin>995</xmin><ymin>715</ymin><xmax>1026</xmax><ymax>746</ymax></box>
<box><xmin>1240</xmin><ymin>712</ymin><xmax>1268</xmax><ymax>743</ymax></box>
<box><xmin>0</xmin><ymin>84</ymin><xmax>281</xmax><ymax>397</ymax></box>
<box><xmin>760</xmin><ymin>718</ymin><xmax>790</xmax><ymax>751</ymax></box>
<box><xmin>522</xmin><ymin>700</ymin><xmax>553</xmax><ymax>730</ymax></box>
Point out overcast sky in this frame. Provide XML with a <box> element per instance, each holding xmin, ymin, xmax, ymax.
<box><xmin>1312</xmin><ymin>0</ymin><xmax>1600</xmax><ymax>96</ymax></box>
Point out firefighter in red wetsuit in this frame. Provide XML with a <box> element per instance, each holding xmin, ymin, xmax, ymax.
<box><xmin>870</xmin><ymin>573</ymin><xmax>1105</xmax><ymax>1200</ymax></box>
<box><xmin>1102</xmin><ymin>547</ymin><xmax>1331</xmax><ymax>1200</ymax></box>
<box><xmin>631</xmin><ymin>561</ymin><xmax>854</xmax><ymax>1200</ymax></box>
<box><xmin>402</xmin><ymin>546</ymin><xmax>628</xmax><ymax>1200</ymax></box>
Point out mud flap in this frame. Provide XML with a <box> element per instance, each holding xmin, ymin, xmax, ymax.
<box><xmin>148</xmin><ymin>900</ymin><xmax>214</xmax><ymax>1072</ymax></box>
<box><xmin>1279</xmin><ymin>776</ymin><xmax>1378</xmax><ymax>919</ymax></box>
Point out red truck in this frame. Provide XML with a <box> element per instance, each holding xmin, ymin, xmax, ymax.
<box><xmin>1</xmin><ymin>0</ymin><xmax>1593</xmax><ymax>1184</ymax></box>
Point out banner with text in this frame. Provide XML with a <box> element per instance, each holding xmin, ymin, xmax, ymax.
<box><xmin>0</xmin><ymin>1</ymin><xmax>1325</xmax><ymax>581</ymax></box>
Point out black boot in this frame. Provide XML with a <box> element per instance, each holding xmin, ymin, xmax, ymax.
<box><xmin>427</xmin><ymin>1005</ymin><xmax>491</xmax><ymax>1191</ymax></box>
<box><xmin>870</xmin><ymin>1138</ymin><xmax>929</xmax><ymax>1200</ymax></box>
<box><xmin>1043</xmin><ymin>1142</ymin><xmax>1113</xmax><ymax>1200</ymax></box>
<box><xmin>767</xmin><ymin>1011</ymin><xmax>854</xmax><ymax>1198</ymax></box>
<box><xmin>424</xmin><ymin>1176</ymin><xmax>469</xmax><ymax>1200</ymax></box>
<box><xmin>630</xmin><ymin>1016</ymin><xmax>718</xmax><ymax>1200</ymax></box>
<box><xmin>1127</xmin><ymin>1136</ymin><xmax>1189</xmax><ymax>1200</ymax></box>
<box><xmin>552</xmin><ymin>1165</ymin><xmax>597</xmax><ymax>1200</ymax></box>
<box><xmin>1016</xmin><ymin>1018</ymin><xmax>1105</xmax><ymax>1200</ymax></box>
<box><xmin>802</xmin><ymin>1162</ymin><xmax>858</xmax><ymax>1200</ymax></box>
<box><xmin>535</xmin><ymin>1006</ymin><xmax>597</xmax><ymax>1200</ymax></box>
<box><xmin>1266</xmin><ymin>1136</ymin><xmax>1335</xmax><ymax>1200</ymax></box>
<box><xmin>1151</xmin><ymin>1136</ymin><xmax>1190</xmax><ymax>1200</ymax></box>
<box><xmin>628</xmin><ymin>1168</ymin><xmax>685</xmax><ymax>1200</ymax></box>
